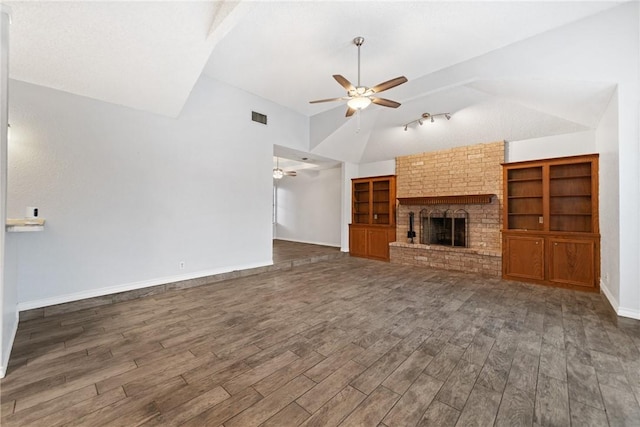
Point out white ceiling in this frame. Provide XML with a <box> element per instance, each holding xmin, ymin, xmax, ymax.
<box><xmin>202</xmin><ymin>1</ymin><xmax>620</xmax><ymax>117</ymax></box>
<box><xmin>4</xmin><ymin>0</ymin><xmax>624</xmax><ymax>164</ymax></box>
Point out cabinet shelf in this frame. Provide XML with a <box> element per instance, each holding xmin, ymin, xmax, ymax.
<box><xmin>508</xmin><ymin>213</ymin><xmax>543</xmax><ymax>216</ymax></box>
<box><xmin>508</xmin><ymin>195</ymin><xmax>543</xmax><ymax>199</ymax></box>
<box><xmin>550</xmin><ymin>175</ymin><xmax>592</xmax><ymax>180</ymax></box>
<box><xmin>507</xmin><ymin>178</ymin><xmax>543</xmax><ymax>183</ymax></box>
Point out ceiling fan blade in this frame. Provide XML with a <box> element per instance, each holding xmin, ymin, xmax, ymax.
<box><xmin>309</xmin><ymin>97</ymin><xmax>344</xmax><ymax>104</ymax></box>
<box><xmin>346</xmin><ymin>107</ymin><xmax>356</xmax><ymax>117</ymax></box>
<box><xmin>334</xmin><ymin>74</ymin><xmax>355</xmax><ymax>91</ymax></box>
<box><xmin>371</xmin><ymin>76</ymin><xmax>408</xmax><ymax>93</ymax></box>
<box><xmin>371</xmin><ymin>97</ymin><xmax>401</xmax><ymax>108</ymax></box>
<box><xmin>284</xmin><ymin>171</ymin><xmax>297</xmax><ymax>176</ymax></box>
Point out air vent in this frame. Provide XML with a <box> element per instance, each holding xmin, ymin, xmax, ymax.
<box><xmin>252</xmin><ymin>111</ymin><xmax>267</xmax><ymax>125</ymax></box>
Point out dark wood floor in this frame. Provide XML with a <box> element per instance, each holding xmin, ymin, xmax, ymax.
<box><xmin>2</xmin><ymin>256</ymin><xmax>640</xmax><ymax>426</ymax></box>
<box><xmin>272</xmin><ymin>240</ymin><xmax>341</xmax><ymax>264</ymax></box>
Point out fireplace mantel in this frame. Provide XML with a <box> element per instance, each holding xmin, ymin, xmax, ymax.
<box><xmin>397</xmin><ymin>194</ymin><xmax>494</xmax><ymax>206</ymax></box>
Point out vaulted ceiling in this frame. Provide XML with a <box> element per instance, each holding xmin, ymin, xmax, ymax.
<box><xmin>4</xmin><ymin>1</ymin><xmax>623</xmax><ymax>164</ymax></box>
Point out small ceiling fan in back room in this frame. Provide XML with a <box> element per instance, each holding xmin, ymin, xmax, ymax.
<box><xmin>273</xmin><ymin>157</ymin><xmax>297</xmax><ymax>179</ymax></box>
<box><xmin>310</xmin><ymin>36</ymin><xmax>408</xmax><ymax>117</ymax></box>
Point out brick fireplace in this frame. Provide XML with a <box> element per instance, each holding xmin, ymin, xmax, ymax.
<box><xmin>390</xmin><ymin>141</ymin><xmax>504</xmax><ymax>276</ymax></box>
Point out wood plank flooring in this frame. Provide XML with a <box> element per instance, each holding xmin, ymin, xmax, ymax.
<box><xmin>2</xmin><ymin>256</ymin><xmax>640</xmax><ymax>426</ymax></box>
<box><xmin>272</xmin><ymin>240</ymin><xmax>341</xmax><ymax>264</ymax></box>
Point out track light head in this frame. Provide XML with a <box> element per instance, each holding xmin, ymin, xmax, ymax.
<box><xmin>403</xmin><ymin>112</ymin><xmax>451</xmax><ymax>130</ymax></box>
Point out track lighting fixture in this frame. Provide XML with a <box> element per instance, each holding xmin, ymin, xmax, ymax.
<box><xmin>402</xmin><ymin>112</ymin><xmax>452</xmax><ymax>130</ymax></box>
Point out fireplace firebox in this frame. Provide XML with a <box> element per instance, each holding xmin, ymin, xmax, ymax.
<box><xmin>420</xmin><ymin>209</ymin><xmax>468</xmax><ymax>247</ymax></box>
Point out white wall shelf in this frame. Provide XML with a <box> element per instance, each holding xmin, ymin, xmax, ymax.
<box><xmin>6</xmin><ymin>218</ymin><xmax>45</xmax><ymax>232</ymax></box>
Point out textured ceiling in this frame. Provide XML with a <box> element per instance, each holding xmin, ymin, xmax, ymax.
<box><xmin>6</xmin><ymin>1</ymin><xmax>227</xmax><ymax>117</ymax></box>
<box><xmin>3</xmin><ymin>1</ymin><xmax>624</xmax><ymax>164</ymax></box>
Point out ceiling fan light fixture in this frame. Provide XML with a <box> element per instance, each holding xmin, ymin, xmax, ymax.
<box><xmin>273</xmin><ymin>168</ymin><xmax>284</xmax><ymax>179</ymax></box>
<box><xmin>347</xmin><ymin>96</ymin><xmax>372</xmax><ymax>110</ymax></box>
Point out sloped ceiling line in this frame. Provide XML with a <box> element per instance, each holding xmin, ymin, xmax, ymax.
<box><xmin>466</xmin><ymin>79</ymin><xmax>617</xmax><ymax>128</ymax></box>
<box><xmin>206</xmin><ymin>1</ymin><xmax>252</xmax><ymax>46</ymax></box>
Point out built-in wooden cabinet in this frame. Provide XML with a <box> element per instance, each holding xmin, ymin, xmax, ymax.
<box><xmin>502</xmin><ymin>154</ymin><xmax>600</xmax><ymax>290</ymax></box>
<box><xmin>548</xmin><ymin>237</ymin><xmax>596</xmax><ymax>288</ymax></box>
<box><xmin>503</xmin><ymin>235</ymin><xmax>545</xmax><ymax>281</ymax></box>
<box><xmin>349</xmin><ymin>175</ymin><xmax>396</xmax><ymax>261</ymax></box>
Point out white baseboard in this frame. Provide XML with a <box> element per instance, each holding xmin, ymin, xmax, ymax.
<box><xmin>600</xmin><ymin>280</ymin><xmax>640</xmax><ymax>320</ymax></box>
<box><xmin>600</xmin><ymin>280</ymin><xmax>619</xmax><ymax>311</ymax></box>
<box><xmin>274</xmin><ymin>237</ymin><xmax>341</xmax><ymax>248</ymax></box>
<box><xmin>618</xmin><ymin>307</ymin><xmax>640</xmax><ymax>320</ymax></box>
<box><xmin>0</xmin><ymin>310</ymin><xmax>19</xmax><ymax>378</ymax></box>
<box><xmin>17</xmin><ymin>261</ymin><xmax>272</xmax><ymax>312</ymax></box>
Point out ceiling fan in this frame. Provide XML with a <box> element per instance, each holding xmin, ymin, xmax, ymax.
<box><xmin>273</xmin><ymin>157</ymin><xmax>297</xmax><ymax>179</ymax></box>
<box><xmin>310</xmin><ymin>36</ymin><xmax>408</xmax><ymax>117</ymax></box>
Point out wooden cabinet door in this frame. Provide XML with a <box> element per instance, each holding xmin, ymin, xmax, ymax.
<box><xmin>367</xmin><ymin>228</ymin><xmax>390</xmax><ymax>260</ymax></box>
<box><xmin>548</xmin><ymin>238</ymin><xmax>595</xmax><ymax>288</ymax></box>
<box><xmin>349</xmin><ymin>226</ymin><xmax>367</xmax><ymax>257</ymax></box>
<box><xmin>504</xmin><ymin>235</ymin><xmax>544</xmax><ymax>281</ymax></box>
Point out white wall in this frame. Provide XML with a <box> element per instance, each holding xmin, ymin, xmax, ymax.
<box><xmin>7</xmin><ymin>75</ymin><xmax>308</xmax><ymax>309</ymax></box>
<box><xmin>340</xmin><ymin>162</ymin><xmax>358</xmax><ymax>252</ymax></box>
<box><xmin>596</xmin><ymin>91</ymin><xmax>621</xmax><ymax>313</ymax></box>
<box><xmin>357</xmin><ymin>159</ymin><xmax>396</xmax><ymax>178</ymax></box>
<box><xmin>0</xmin><ymin>5</ymin><xmax>15</xmax><ymax>378</ymax></box>
<box><xmin>274</xmin><ymin>167</ymin><xmax>341</xmax><ymax>247</ymax></box>
<box><xmin>507</xmin><ymin>130</ymin><xmax>596</xmax><ymax>163</ymax></box>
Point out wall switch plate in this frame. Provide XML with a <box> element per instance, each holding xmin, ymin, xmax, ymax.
<box><xmin>179</xmin><ymin>261</ymin><xmax>185</xmax><ymax>270</ymax></box>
